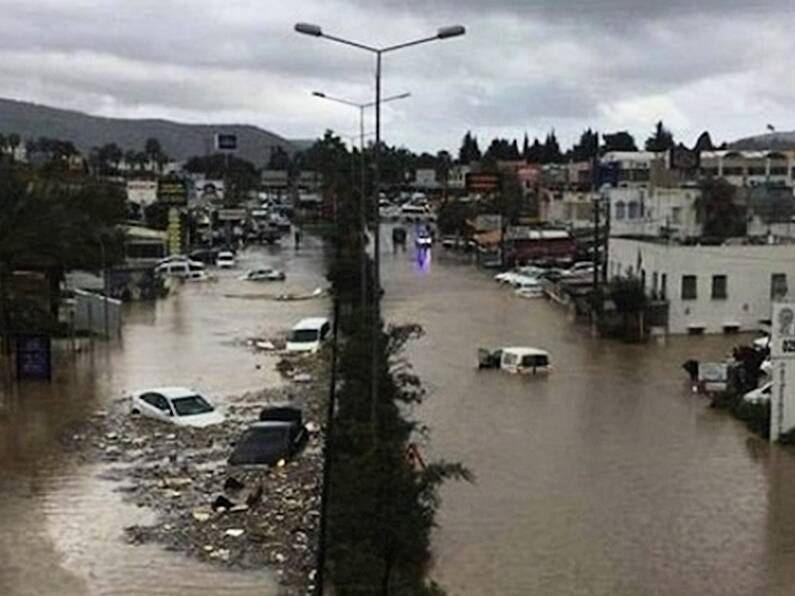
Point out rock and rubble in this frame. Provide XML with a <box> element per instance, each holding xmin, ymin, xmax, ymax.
<box><xmin>60</xmin><ymin>353</ymin><xmax>329</xmax><ymax>596</ymax></box>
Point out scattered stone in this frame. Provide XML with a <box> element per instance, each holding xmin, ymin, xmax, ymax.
<box><xmin>192</xmin><ymin>510</ymin><xmax>211</xmax><ymax>522</ymax></box>
<box><xmin>293</xmin><ymin>373</ymin><xmax>313</xmax><ymax>383</ymax></box>
<box><xmin>223</xmin><ymin>477</ymin><xmax>245</xmax><ymax>492</ymax></box>
<box><xmin>229</xmin><ymin>503</ymin><xmax>249</xmax><ymax>513</ymax></box>
<box><xmin>224</xmin><ymin>528</ymin><xmax>245</xmax><ymax>538</ymax></box>
<box><xmin>306</xmin><ymin>421</ymin><xmax>320</xmax><ymax>433</ymax></box>
<box><xmin>209</xmin><ymin>548</ymin><xmax>230</xmax><ymax>561</ymax></box>
<box><xmin>211</xmin><ymin>495</ymin><xmax>236</xmax><ymax>512</ymax></box>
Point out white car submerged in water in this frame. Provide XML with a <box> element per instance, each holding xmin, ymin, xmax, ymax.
<box><xmin>129</xmin><ymin>387</ymin><xmax>225</xmax><ymax>427</ymax></box>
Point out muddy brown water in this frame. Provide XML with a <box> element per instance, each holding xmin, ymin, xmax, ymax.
<box><xmin>380</xmin><ymin>227</ymin><xmax>795</xmax><ymax>596</ymax></box>
<box><xmin>5</xmin><ymin>226</ymin><xmax>795</xmax><ymax>596</ymax></box>
<box><xmin>0</xmin><ymin>238</ymin><xmax>329</xmax><ymax>596</ymax></box>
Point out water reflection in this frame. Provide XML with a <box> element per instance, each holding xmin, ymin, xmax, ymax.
<box><xmin>378</xmin><ymin>224</ymin><xmax>795</xmax><ymax>596</ymax></box>
<box><xmin>0</xmin><ymin>240</ymin><xmax>328</xmax><ymax>596</ymax></box>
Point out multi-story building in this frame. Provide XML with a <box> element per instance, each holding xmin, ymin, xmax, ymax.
<box><xmin>608</xmin><ymin>186</ymin><xmax>702</xmax><ymax>240</ymax></box>
<box><xmin>609</xmin><ymin>237</ymin><xmax>795</xmax><ymax>335</ymax></box>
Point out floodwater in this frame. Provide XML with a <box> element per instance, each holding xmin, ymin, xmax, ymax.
<box><xmin>381</xmin><ymin>228</ymin><xmax>795</xmax><ymax>596</ymax></box>
<box><xmin>0</xmin><ymin>235</ymin><xmax>329</xmax><ymax>596</ymax></box>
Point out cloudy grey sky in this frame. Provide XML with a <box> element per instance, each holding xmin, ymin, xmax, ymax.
<box><xmin>1</xmin><ymin>0</ymin><xmax>793</xmax><ymax>153</ymax></box>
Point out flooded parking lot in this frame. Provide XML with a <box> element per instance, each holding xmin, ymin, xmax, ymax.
<box><xmin>380</xmin><ymin>231</ymin><xmax>795</xmax><ymax>596</ymax></box>
<box><xmin>0</xmin><ymin>237</ymin><xmax>329</xmax><ymax>596</ymax></box>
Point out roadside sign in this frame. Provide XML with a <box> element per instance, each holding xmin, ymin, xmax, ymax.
<box><xmin>475</xmin><ymin>214</ymin><xmax>502</xmax><ymax>232</ymax></box>
<box><xmin>158</xmin><ymin>178</ymin><xmax>188</xmax><ymax>205</ymax></box>
<box><xmin>215</xmin><ymin>133</ymin><xmax>238</xmax><ymax>151</ymax></box>
<box><xmin>466</xmin><ymin>172</ymin><xmax>501</xmax><ymax>193</ymax></box>
<box><xmin>16</xmin><ymin>334</ymin><xmax>52</xmax><ymax>381</ymax></box>
<box><xmin>217</xmin><ymin>208</ymin><xmax>246</xmax><ymax>222</ymax></box>
<box><xmin>772</xmin><ymin>303</ymin><xmax>795</xmax><ymax>358</ymax></box>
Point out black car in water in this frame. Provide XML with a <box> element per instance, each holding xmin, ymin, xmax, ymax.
<box><xmin>228</xmin><ymin>407</ymin><xmax>308</xmax><ymax>466</ymax></box>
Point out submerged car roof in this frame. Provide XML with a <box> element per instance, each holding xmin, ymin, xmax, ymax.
<box><xmin>137</xmin><ymin>386</ymin><xmax>200</xmax><ymax>399</ymax></box>
<box><xmin>292</xmin><ymin>317</ymin><xmax>329</xmax><ymax>330</ymax></box>
<box><xmin>503</xmin><ymin>347</ymin><xmax>549</xmax><ymax>357</ymax></box>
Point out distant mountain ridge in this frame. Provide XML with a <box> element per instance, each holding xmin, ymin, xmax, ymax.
<box><xmin>0</xmin><ymin>97</ymin><xmax>306</xmax><ymax>164</ymax></box>
<box><xmin>730</xmin><ymin>131</ymin><xmax>795</xmax><ymax>151</ymax></box>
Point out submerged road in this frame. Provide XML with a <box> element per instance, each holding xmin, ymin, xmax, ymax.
<box><xmin>0</xmin><ymin>235</ymin><xmax>329</xmax><ymax>596</ymax></box>
<box><xmin>381</xmin><ymin>228</ymin><xmax>795</xmax><ymax>596</ymax></box>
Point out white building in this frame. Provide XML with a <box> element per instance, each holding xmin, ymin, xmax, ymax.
<box><xmin>540</xmin><ymin>189</ymin><xmax>596</xmax><ymax>229</ymax></box>
<box><xmin>609</xmin><ymin>237</ymin><xmax>795</xmax><ymax>335</ymax></box>
<box><xmin>448</xmin><ymin>165</ymin><xmax>470</xmax><ymax>190</ymax></box>
<box><xmin>126</xmin><ymin>179</ymin><xmax>158</xmax><ymax>206</ymax></box>
<box><xmin>609</xmin><ymin>186</ymin><xmax>702</xmax><ymax>240</ymax></box>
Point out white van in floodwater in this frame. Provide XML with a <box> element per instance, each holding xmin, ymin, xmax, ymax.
<box><xmin>286</xmin><ymin>317</ymin><xmax>331</xmax><ymax>353</ymax></box>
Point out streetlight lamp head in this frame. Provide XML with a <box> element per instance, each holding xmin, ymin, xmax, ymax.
<box><xmin>295</xmin><ymin>23</ymin><xmax>322</xmax><ymax>37</ymax></box>
<box><xmin>312</xmin><ymin>91</ymin><xmax>326</xmax><ymax>98</ymax></box>
<box><xmin>437</xmin><ymin>25</ymin><xmax>466</xmax><ymax>39</ymax></box>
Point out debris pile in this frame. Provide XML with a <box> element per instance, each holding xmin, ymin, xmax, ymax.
<box><xmin>61</xmin><ymin>355</ymin><xmax>329</xmax><ymax>595</ymax></box>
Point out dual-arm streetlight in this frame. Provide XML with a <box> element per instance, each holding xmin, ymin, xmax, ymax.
<box><xmin>296</xmin><ymin>26</ymin><xmax>465</xmax><ymax>594</ymax></box>
<box><xmin>311</xmin><ymin>90</ymin><xmax>410</xmax><ymax>304</ymax></box>
<box><xmin>296</xmin><ymin>23</ymin><xmax>465</xmax><ymax>291</ymax></box>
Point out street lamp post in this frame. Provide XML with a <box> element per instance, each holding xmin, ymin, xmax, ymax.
<box><xmin>297</xmin><ymin>21</ymin><xmax>465</xmax><ymax>427</ymax></box>
<box><xmin>311</xmin><ymin>91</ymin><xmax>410</xmax><ymax>304</ymax></box>
<box><xmin>295</xmin><ymin>25</ymin><xmax>465</xmax><ymax>594</ymax></box>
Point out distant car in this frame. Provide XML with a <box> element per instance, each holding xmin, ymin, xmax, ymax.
<box><xmin>415</xmin><ymin>235</ymin><xmax>433</xmax><ymax>248</ymax></box>
<box><xmin>753</xmin><ymin>335</ymin><xmax>771</xmax><ymax>350</ymax></box>
<box><xmin>477</xmin><ymin>346</ymin><xmax>551</xmax><ymax>374</ymax></box>
<box><xmin>184</xmin><ymin>270</ymin><xmax>216</xmax><ymax>283</ymax></box>
<box><xmin>216</xmin><ymin>251</ymin><xmax>237</xmax><ymax>268</ymax></box>
<box><xmin>240</xmin><ymin>268</ymin><xmax>286</xmax><ymax>282</ymax></box>
<box><xmin>129</xmin><ymin>387</ymin><xmax>224</xmax><ymax>427</ymax></box>
<box><xmin>286</xmin><ymin>317</ymin><xmax>331</xmax><ymax>353</ymax></box>
<box><xmin>228</xmin><ymin>420</ymin><xmax>308</xmax><ymax>466</ymax></box>
<box><xmin>156</xmin><ymin>259</ymin><xmax>205</xmax><ymax>278</ymax></box>
<box><xmin>743</xmin><ymin>381</ymin><xmax>772</xmax><ymax>404</ymax></box>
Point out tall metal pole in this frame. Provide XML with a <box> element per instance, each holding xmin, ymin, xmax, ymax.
<box><xmin>360</xmin><ymin>106</ymin><xmax>367</xmax><ymax>306</ymax></box>
<box><xmin>370</xmin><ymin>50</ymin><xmax>382</xmax><ymax>442</ymax></box>
<box><xmin>100</xmin><ymin>237</ymin><xmax>109</xmax><ymax>339</ymax></box>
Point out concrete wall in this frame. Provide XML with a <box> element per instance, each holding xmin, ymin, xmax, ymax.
<box><xmin>609</xmin><ymin>238</ymin><xmax>795</xmax><ymax>334</ymax></box>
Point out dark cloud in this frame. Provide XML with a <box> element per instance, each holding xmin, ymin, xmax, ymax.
<box><xmin>0</xmin><ymin>0</ymin><xmax>792</xmax><ymax>152</ymax></box>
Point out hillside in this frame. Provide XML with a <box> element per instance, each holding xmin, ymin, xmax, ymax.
<box><xmin>730</xmin><ymin>131</ymin><xmax>795</xmax><ymax>151</ymax></box>
<box><xmin>0</xmin><ymin>97</ymin><xmax>302</xmax><ymax>165</ymax></box>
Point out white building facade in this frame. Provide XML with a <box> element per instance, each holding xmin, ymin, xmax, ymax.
<box><xmin>608</xmin><ymin>186</ymin><xmax>702</xmax><ymax>240</ymax></box>
<box><xmin>609</xmin><ymin>238</ymin><xmax>795</xmax><ymax>334</ymax></box>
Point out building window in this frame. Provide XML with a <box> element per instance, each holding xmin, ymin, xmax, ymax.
<box><xmin>652</xmin><ymin>272</ymin><xmax>659</xmax><ymax>298</ymax></box>
<box><xmin>682</xmin><ymin>275</ymin><xmax>697</xmax><ymax>300</ymax></box>
<box><xmin>772</xmin><ymin>273</ymin><xmax>788</xmax><ymax>300</ymax></box>
<box><xmin>615</xmin><ymin>201</ymin><xmax>626</xmax><ymax>220</ymax></box>
<box><xmin>771</xmin><ymin>167</ymin><xmax>788</xmax><ymax>176</ymax></box>
<box><xmin>711</xmin><ymin>275</ymin><xmax>727</xmax><ymax>300</ymax></box>
<box><xmin>723</xmin><ymin>167</ymin><xmax>744</xmax><ymax>176</ymax></box>
<box><xmin>748</xmin><ymin>166</ymin><xmax>766</xmax><ymax>176</ymax></box>
<box><xmin>671</xmin><ymin>207</ymin><xmax>682</xmax><ymax>224</ymax></box>
<box><xmin>661</xmin><ymin>273</ymin><xmax>667</xmax><ymax>300</ymax></box>
<box><xmin>627</xmin><ymin>202</ymin><xmax>640</xmax><ymax>219</ymax></box>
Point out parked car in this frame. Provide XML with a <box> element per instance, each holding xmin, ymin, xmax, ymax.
<box><xmin>515</xmin><ymin>286</ymin><xmax>545</xmax><ymax>299</ymax></box>
<box><xmin>184</xmin><ymin>270</ymin><xmax>216</xmax><ymax>283</ymax></box>
<box><xmin>189</xmin><ymin>248</ymin><xmax>220</xmax><ymax>265</ymax></box>
<box><xmin>156</xmin><ymin>259</ymin><xmax>205</xmax><ymax>278</ymax></box>
<box><xmin>129</xmin><ymin>387</ymin><xmax>224</xmax><ymax>427</ymax></box>
<box><xmin>743</xmin><ymin>381</ymin><xmax>772</xmax><ymax>404</ymax></box>
<box><xmin>216</xmin><ymin>251</ymin><xmax>237</xmax><ymax>268</ymax></box>
<box><xmin>239</xmin><ymin>268</ymin><xmax>286</xmax><ymax>282</ymax></box>
<box><xmin>477</xmin><ymin>346</ymin><xmax>551</xmax><ymax>374</ymax></box>
<box><xmin>286</xmin><ymin>317</ymin><xmax>331</xmax><ymax>353</ymax></box>
<box><xmin>228</xmin><ymin>419</ymin><xmax>308</xmax><ymax>466</ymax></box>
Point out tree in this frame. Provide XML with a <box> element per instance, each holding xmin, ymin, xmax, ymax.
<box><xmin>694</xmin><ymin>131</ymin><xmax>715</xmax><ymax>152</ymax></box>
<box><xmin>697</xmin><ymin>178</ymin><xmax>746</xmax><ymax>241</ymax></box>
<box><xmin>144</xmin><ymin>137</ymin><xmax>168</xmax><ymax>166</ymax></box>
<box><xmin>569</xmin><ymin>128</ymin><xmax>599</xmax><ymax>162</ymax></box>
<box><xmin>458</xmin><ymin>131</ymin><xmax>481</xmax><ymax>164</ymax></box>
<box><xmin>541</xmin><ymin>131</ymin><xmax>562</xmax><ymax>164</ymax></box>
<box><xmin>644</xmin><ymin>121</ymin><xmax>675</xmax><ymax>152</ymax></box>
<box><xmin>124</xmin><ymin>149</ymin><xmax>137</xmax><ymax>170</ymax></box>
<box><xmin>522</xmin><ymin>132</ymin><xmax>530</xmax><ymax>160</ymax></box>
<box><xmin>526</xmin><ymin>138</ymin><xmax>544</xmax><ymax>163</ymax></box>
<box><xmin>267</xmin><ymin>145</ymin><xmax>291</xmax><ymax>170</ymax></box>
<box><xmin>602</xmin><ymin>131</ymin><xmax>638</xmax><ymax>153</ymax></box>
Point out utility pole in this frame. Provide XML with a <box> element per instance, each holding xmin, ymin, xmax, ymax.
<box><xmin>591</xmin><ymin>134</ymin><xmax>601</xmax><ymax>326</ymax></box>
